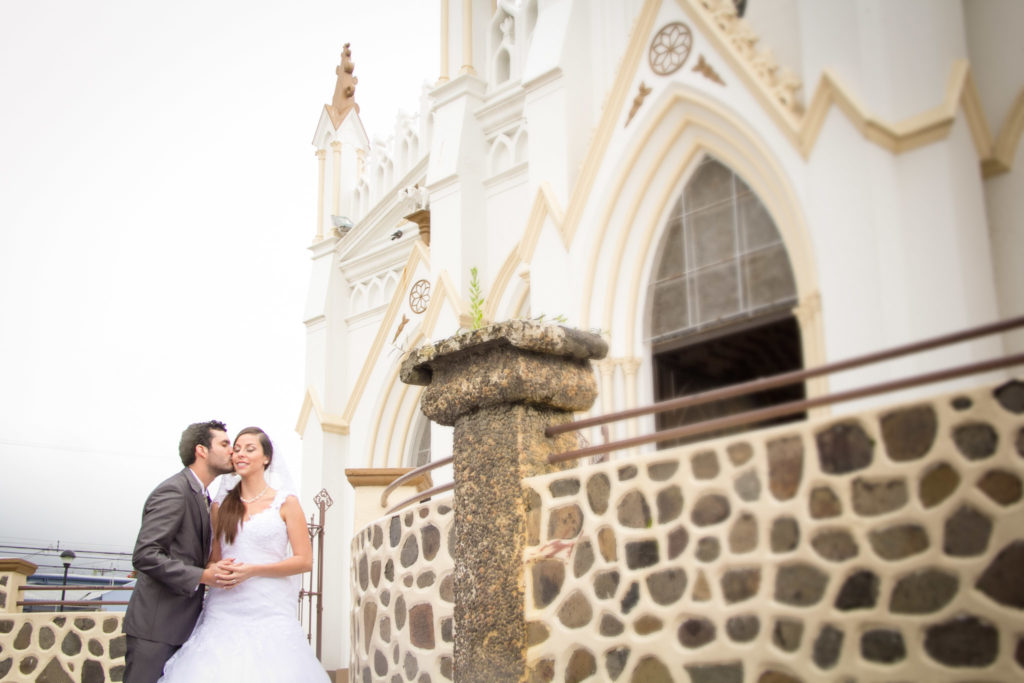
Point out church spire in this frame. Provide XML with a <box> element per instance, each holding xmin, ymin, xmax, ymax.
<box><xmin>327</xmin><ymin>42</ymin><xmax>360</xmax><ymax>127</ymax></box>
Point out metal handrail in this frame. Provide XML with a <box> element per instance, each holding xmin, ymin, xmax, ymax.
<box><xmin>18</xmin><ymin>583</ymin><xmax>134</xmax><ymax>609</ymax></box>
<box><xmin>20</xmin><ymin>585</ymin><xmax>134</xmax><ymax>591</ymax></box>
<box><xmin>549</xmin><ymin>352</ymin><xmax>1024</xmax><ymax>464</ymax></box>
<box><xmin>380</xmin><ymin>456</ymin><xmax>454</xmax><ymax>508</ymax></box>
<box><xmin>17</xmin><ymin>600</ymin><xmax>130</xmax><ymax>607</ymax></box>
<box><xmin>384</xmin><ymin>482</ymin><xmax>454</xmax><ymax>516</ymax></box>
<box><xmin>546</xmin><ymin>314</ymin><xmax>1024</xmax><ymax>437</ymax></box>
<box><xmin>379</xmin><ymin>317</ymin><xmax>1024</xmax><ymax>507</ymax></box>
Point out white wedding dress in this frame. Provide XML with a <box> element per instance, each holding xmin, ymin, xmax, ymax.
<box><xmin>159</xmin><ymin>490</ymin><xmax>329</xmax><ymax>682</ymax></box>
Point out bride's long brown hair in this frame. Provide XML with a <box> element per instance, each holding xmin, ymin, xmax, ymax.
<box><xmin>215</xmin><ymin>427</ymin><xmax>273</xmax><ymax>545</ymax></box>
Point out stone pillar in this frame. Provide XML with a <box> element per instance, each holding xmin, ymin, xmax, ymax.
<box><xmin>0</xmin><ymin>558</ymin><xmax>37</xmax><ymax>613</ymax></box>
<box><xmin>400</xmin><ymin>321</ymin><xmax>606</xmax><ymax>681</ymax></box>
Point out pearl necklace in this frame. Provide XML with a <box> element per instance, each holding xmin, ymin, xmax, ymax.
<box><xmin>240</xmin><ymin>484</ymin><xmax>270</xmax><ymax>504</ymax></box>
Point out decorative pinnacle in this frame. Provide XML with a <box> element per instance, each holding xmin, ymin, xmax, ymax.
<box><xmin>328</xmin><ymin>42</ymin><xmax>360</xmax><ymax>124</ymax></box>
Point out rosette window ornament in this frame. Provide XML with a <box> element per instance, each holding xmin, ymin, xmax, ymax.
<box><xmin>409</xmin><ymin>279</ymin><xmax>431</xmax><ymax>314</ymax></box>
<box><xmin>649</xmin><ymin>22</ymin><xmax>693</xmax><ymax>76</ymax></box>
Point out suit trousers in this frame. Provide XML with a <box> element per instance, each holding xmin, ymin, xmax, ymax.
<box><xmin>124</xmin><ymin>635</ymin><xmax>180</xmax><ymax>683</ymax></box>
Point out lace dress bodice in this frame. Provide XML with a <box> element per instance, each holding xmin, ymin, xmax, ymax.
<box><xmin>220</xmin><ymin>491</ymin><xmax>290</xmax><ymax>561</ymax></box>
<box><xmin>223</xmin><ymin>489</ymin><xmax>292</xmax><ymax>561</ymax></box>
<box><xmin>204</xmin><ymin>490</ymin><xmax>300</xmax><ymax>619</ymax></box>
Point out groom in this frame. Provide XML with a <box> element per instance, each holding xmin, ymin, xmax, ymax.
<box><xmin>123</xmin><ymin>420</ymin><xmax>236</xmax><ymax>683</ymax></box>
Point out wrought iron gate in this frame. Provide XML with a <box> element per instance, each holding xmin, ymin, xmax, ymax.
<box><xmin>300</xmin><ymin>488</ymin><xmax>332</xmax><ymax>660</ymax></box>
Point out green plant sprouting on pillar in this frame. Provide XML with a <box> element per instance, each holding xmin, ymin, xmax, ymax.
<box><xmin>466</xmin><ymin>266</ymin><xmax>571</xmax><ymax>331</ymax></box>
<box><xmin>469</xmin><ymin>267</ymin><xmax>485</xmax><ymax>330</ymax></box>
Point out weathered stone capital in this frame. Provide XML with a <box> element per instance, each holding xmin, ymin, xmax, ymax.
<box><xmin>400</xmin><ymin>321</ymin><xmax>608</xmax><ymax>426</ymax></box>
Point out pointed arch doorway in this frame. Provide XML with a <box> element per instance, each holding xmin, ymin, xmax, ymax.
<box><xmin>647</xmin><ymin>156</ymin><xmax>805</xmax><ymax>448</ymax></box>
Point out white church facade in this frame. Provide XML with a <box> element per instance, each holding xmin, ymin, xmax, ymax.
<box><xmin>296</xmin><ymin>0</ymin><xmax>1024</xmax><ymax>675</ymax></box>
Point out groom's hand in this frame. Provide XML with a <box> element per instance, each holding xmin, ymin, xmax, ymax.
<box><xmin>215</xmin><ymin>562</ymin><xmax>255</xmax><ymax>589</ymax></box>
<box><xmin>200</xmin><ymin>565</ymin><xmax>218</xmax><ymax>587</ymax></box>
<box><xmin>203</xmin><ymin>559</ymin><xmax>237</xmax><ymax>588</ymax></box>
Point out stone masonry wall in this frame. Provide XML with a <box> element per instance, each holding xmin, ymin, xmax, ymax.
<box><xmin>0</xmin><ymin>613</ymin><xmax>125</xmax><ymax>682</ymax></box>
<box><xmin>350</xmin><ymin>495</ymin><xmax>454</xmax><ymax>682</ymax></box>
<box><xmin>523</xmin><ymin>379</ymin><xmax>1024</xmax><ymax>682</ymax></box>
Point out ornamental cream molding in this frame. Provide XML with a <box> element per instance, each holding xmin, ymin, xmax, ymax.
<box><xmin>295</xmin><ymin>241</ymin><xmax>462</xmax><ymax>438</ymax></box>
<box><xmin>690</xmin><ymin>0</ymin><xmax>801</xmax><ymax>113</ymax></box>
<box><xmin>480</xmin><ymin>0</ymin><xmax>1023</xmax><ymax>330</ymax></box>
<box><xmin>692</xmin><ymin>54</ymin><xmax>724</xmax><ymax>85</ymax></box>
<box><xmin>558</xmin><ymin>0</ymin><xmax>1022</xmax><ymax>256</ymax></box>
<box><xmin>682</xmin><ymin>0</ymin><xmax>1024</xmax><ymax>172</ymax></box>
<box><xmin>800</xmin><ymin>60</ymin><xmax>1012</xmax><ymax>166</ymax></box>
<box><xmin>519</xmin><ymin>181</ymin><xmax>566</xmax><ymax>256</ymax></box>
<box><xmin>626</xmin><ymin>82</ymin><xmax>654</xmax><ymax>126</ymax></box>
<box><xmin>342</xmin><ymin>244</ymin><xmax>438</xmax><ymax>424</ymax></box>
<box><xmin>560</xmin><ymin>0</ymin><xmax>662</xmax><ymax>248</ymax></box>
<box><xmin>367</xmin><ymin>275</ymin><xmax>466</xmax><ymax>468</ymax></box>
<box><xmin>978</xmin><ymin>87</ymin><xmax>1024</xmax><ymax>177</ymax></box>
<box><xmin>370</xmin><ymin>370</ymin><xmax>413</xmax><ymax>468</ymax></box>
<box><xmin>344</xmin><ymin>467</ymin><xmax>432</xmax><ymax>490</ymax></box>
<box><xmin>295</xmin><ymin>385</ymin><xmax>349</xmax><ymax>436</ymax></box>
<box><xmin>484</xmin><ymin>181</ymin><xmax>565</xmax><ymax>322</ymax></box>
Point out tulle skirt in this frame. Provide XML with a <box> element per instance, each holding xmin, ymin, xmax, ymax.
<box><xmin>159</xmin><ymin>579</ymin><xmax>329</xmax><ymax>682</ymax></box>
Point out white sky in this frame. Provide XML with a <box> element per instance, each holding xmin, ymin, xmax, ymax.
<box><xmin>0</xmin><ymin>0</ymin><xmax>438</xmax><ymax>571</ymax></box>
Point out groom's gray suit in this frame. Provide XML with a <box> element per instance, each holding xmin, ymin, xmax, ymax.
<box><xmin>123</xmin><ymin>468</ymin><xmax>212</xmax><ymax>683</ymax></box>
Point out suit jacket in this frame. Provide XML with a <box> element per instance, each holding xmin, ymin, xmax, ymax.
<box><xmin>124</xmin><ymin>468</ymin><xmax>211</xmax><ymax>645</ymax></box>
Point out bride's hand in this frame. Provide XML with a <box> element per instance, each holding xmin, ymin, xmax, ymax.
<box><xmin>216</xmin><ymin>562</ymin><xmax>255</xmax><ymax>589</ymax></box>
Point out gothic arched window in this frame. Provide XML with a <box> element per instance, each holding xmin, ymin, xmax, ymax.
<box><xmin>647</xmin><ymin>156</ymin><xmax>803</xmax><ymax>446</ymax></box>
<box><xmin>406</xmin><ymin>417</ymin><xmax>431</xmax><ymax>468</ymax></box>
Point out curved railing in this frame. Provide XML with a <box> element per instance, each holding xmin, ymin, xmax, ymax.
<box><xmin>379</xmin><ymin>317</ymin><xmax>1024</xmax><ymax>508</ymax></box>
<box><xmin>547</xmin><ymin>314</ymin><xmax>1024</xmax><ymax>463</ymax></box>
<box><xmin>379</xmin><ymin>455</ymin><xmax>453</xmax><ymax>509</ymax></box>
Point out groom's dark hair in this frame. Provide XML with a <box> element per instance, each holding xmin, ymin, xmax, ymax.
<box><xmin>179</xmin><ymin>420</ymin><xmax>228</xmax><ymax>465</ymax></box>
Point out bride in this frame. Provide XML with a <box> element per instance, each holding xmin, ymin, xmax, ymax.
<box><xmin>159</xmin><ymin>427</ymin><xmax>329</xmax><ymax>682</ymax></box>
